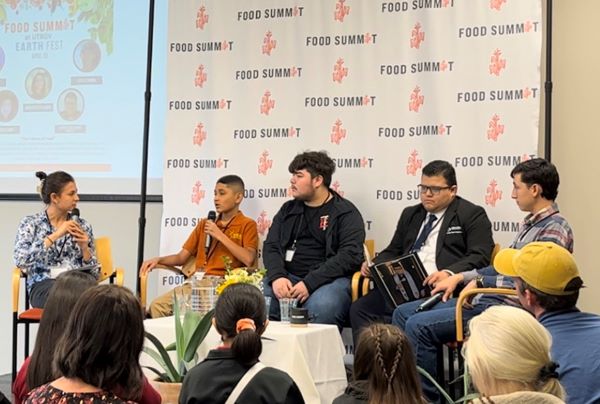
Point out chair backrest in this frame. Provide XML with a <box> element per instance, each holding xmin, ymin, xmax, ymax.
<box><xmin>95</xmin><ymin>237</ymin><xmax>115</xmax><ymax>282</ymax></box>
<box><xmin>491</xmin><ymin>243</ymin><xmax>501</xmax><ymax>263</ymax></box>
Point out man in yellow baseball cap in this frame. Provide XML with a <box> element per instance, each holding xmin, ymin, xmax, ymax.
<box><xmin>494</xmin><ymin>242</ymin><xmax>599</xmax><ymax>404</ymax></box>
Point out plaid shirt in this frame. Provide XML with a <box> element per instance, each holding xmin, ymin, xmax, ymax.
<box><xmin>468</xmin><ymin>203</ymin><xmax>573</xmax><ymax>305</ymax></box>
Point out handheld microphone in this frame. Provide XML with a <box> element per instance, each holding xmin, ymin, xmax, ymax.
<box><xmin>70</xmin><ymin>208</ymin><xmax>80</xmax><ymax>223</ymax></box>
<box><xmin>415</xmin><ymin>292</ymin><xmax>443</xmax><ymax>312</ymax></box>
<box><xmin>205</xmin><ymin>210</ymin><xmax>217</xmax><ymax>254</ymax></box>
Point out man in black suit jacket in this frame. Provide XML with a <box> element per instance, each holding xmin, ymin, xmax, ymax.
<box><xmin>350</xmin><ymin>160</ymin><xmax>494</xmax><ymax>342</ymax></box>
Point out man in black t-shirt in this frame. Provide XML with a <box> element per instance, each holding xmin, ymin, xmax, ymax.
<box><xmin>263</xmin><ymin>151</ymin><xmax>365</xmax><ymax>329</ymax></box>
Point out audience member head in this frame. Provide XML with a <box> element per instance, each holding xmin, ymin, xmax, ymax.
<box><xmin>27</xmin><ymin>271</ymin><xmax>97</xmax><ymax>390</ymax></box>
<box><xmin>419</xmin><ymin>160</ymin><xmax>457</xmax><ymax>214</ymax></box>
<box><xmin>355</xmin><ymin>324</ymin><xmax>424</xmax><ymax>404</ymax></box>
<box><xmin>35</xmin><ymin>171</ymin><xmax>75</xmax><ymax>205</ymax></box>
<box><xmin>288</xmin><ymin>150</ymin><xmax>336</xmax><ymax>188</ymax></box>
<box><xmin>494</xmin><ymin>242</ymin><xmax>583</xmax><ymax>317</ymax></box>
<box><xmin>511</xmin><ymin>158</ymin><xmax>559</xmax><ymax>204</ymax></box>
<box><xmin>213</xmin><ymin>283</ymin><xmax>267</xmax><ymax>367</ymax></box>
<box><xmin>53</xmin><ymin>285</ymin><xmax>144</xmax><ymax>400</ymax></box>
<box><xmin>465</xmin><ymin>305</ymin><xmax>565</xmax><ymax>400</ymax></box>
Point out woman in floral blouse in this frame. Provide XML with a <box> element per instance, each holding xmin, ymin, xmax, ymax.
<box><xmin>14</xmin><ymin>171</ymin><xmax>97</xmax><ymax>308</ymax></box>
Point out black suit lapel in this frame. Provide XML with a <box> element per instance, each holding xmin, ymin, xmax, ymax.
<box><xmin>435</xmin><ymin>197</ymin><xmax>459</xmax><ymax>258</ymax></box>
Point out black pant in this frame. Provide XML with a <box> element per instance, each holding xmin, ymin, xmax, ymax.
<box><xmin>29</xmin><ymin>278</ymin><xmax>55</xmax><ymax>308</ymax></box>
<box><xmin>349</xmin><ymin>286</ymin><xmax>394</xmax><ymax>344</ymax></box>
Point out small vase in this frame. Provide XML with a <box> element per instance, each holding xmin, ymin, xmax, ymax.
<box><xmin>150</xmin><ymin>380</ymin><xmax>182</xmax><ymax>404</ymax></box>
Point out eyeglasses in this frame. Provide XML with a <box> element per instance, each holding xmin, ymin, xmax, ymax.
<box><xmin>418</xmin><ymin>184</ymin><xmax>452</xmax><ymax>195</ymax></box>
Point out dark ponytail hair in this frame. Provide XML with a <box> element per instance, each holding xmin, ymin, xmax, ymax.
<box><xmin>36</xmin><ymin>170</ymin><xmax>75</xmax><ymax>204</ymax></box>
<box><xmin>213</xmin><ymin>283</ymin><xmax>266</xmax><ymax>366</ymax></box>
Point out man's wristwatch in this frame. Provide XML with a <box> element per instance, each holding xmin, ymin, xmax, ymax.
<box><xmin>475</xmin><ymin>275</ymin><xmax>485</xmax><ymax>289</ymax></box>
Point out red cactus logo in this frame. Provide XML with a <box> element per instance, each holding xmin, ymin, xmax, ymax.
<box><xmin>256</xmin><ymin>211</ymin><xmax>272</xmax><ymax>236</ymax></box>
<box><xmin>524</xmin><ymin>21</ymin><xmax>533</xmax><ymax>32</ymax></box>
<box><xmin>487</xmin><ymin>115</ymin><xmax>504</xmax><ymax>142</ymax></box>
<box><xmin>490</xmin><ymin>0</ymin><xmax>507</xmax><ymax>11</ymax></box>
<box><xmin>438</xmin><ymin>124</ymin><xmax>447</xmax><ymax>135</ymax></box>
<box><xmin>334</xmin><ymin>0</ymin><xmax>350</xmax><ymax>22</ymax></box>
<box><xmin>485</xmin><ymin>180</ymin><xmax>502</xmax><ymax>207</ymax></box>
<box><xmin>196</xmin><ymin>6</ymin><xmax>209</xmax><ymax>30</ymax></box>
<box><xmin>362</xmin><ymin>95</ymin><xmax>372</xmax><ymax>106</ymax></box>
<box><xmin>289</xmin><ymin>127</ymin><xmax>298</xmax><ymax>137</ymax></box>
<box><xmin>440</xmin><ymin>60</ymin><xmax>449</xmax><ymax>71</ymax></box>
<box><xmin>330</xmin><ymin>119</ymin><xmax>347</xmax><ymax>145</ymax></box>
<box><xmin>408</xmin><ymin>86</ymin><xmax>424</xmax><ymax>112</ymax></box>
<box><xmin>406</xmin><ymin>150</ymin><xmax>423</xmax><ymax>176</ymax></box>
<box><xmin>521</xmin><ymin>154</ymin><xmax>532</xmax><ymax>162</ymax></box>
<box><xmin>262</xmin><ymin>31</ymin><xmax>277</xmax><ymax>55</ymax></box>
<box><xmin>193</xmin><ymin>123</ymin><xmax>207</xmax><ymax>146</ymax></box>
<box><xmin>260</xmin><ymin>91</ymin><xmax>275</xmax><ymax>115</ymax></box>
<box><xmin>194</xmin><ymin>65</ymin><xmax>207</xmax><ymax>88</ymax></box>
<box><xmin>410</xmin><ymin>23</ymin><xmax>425</xmax><ymax>49</ymax></box>
<box><xmin>489</xmin><ymin>49</ymin><xmax>506</xmax><ymax>76</ymax></box>
<box><xmin>191</xmin><ymin>181</ymin><xmax>206</xmax><ymax>205</ymax></box>
<box><xmin>523</xmin><ymin>87</ymin><xmax>532</xmax><ymax>99</ymax></box>
<box><xmin>258</xmin><ymin>150</ymin><xmax>273</xmax><ymax>175</ymax></box>
<box><xmin>442</xmin><ymin>0</ymin><xmax>451</xmax><ymax>6</ymax></box>
<box><xmin>331</xmin><ymin>180</ymin><xmax>344</xmax><ymax>197</ymax></box>
<box><xmin>221</xmin><ymin>40</ymin><xmax>230</xmax><ymax>51</ymax></box>
<box><xmin>333</xmin><ymin>58</ymin><xmax>348</xmax><ymax>83</ymax></box>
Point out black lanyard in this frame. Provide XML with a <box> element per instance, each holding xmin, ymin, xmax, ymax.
<box><xmin>45</xmin><ymin>210</ymin><xmax>68</xmax><ymax>259</ymax></box>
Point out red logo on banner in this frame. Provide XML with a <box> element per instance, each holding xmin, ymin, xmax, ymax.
<box><xmin>523</xmin><ymin>87</ymin><xmax>532</xmax><ymax>99</ymax></box>
<box><xmin>196</xmin><ymin>6</ymin><xmax>209</xmax><ymax>30</ymax></box>
<box><xmin>194</xmin><ymin>65</ymin><xmax>207</xmax><ymax>87</ymax></box>
<box><xmin>262</xmin><ymin>31</ymin><xmax>277</xmax><ymax>55</ymax></box>
<box><xmin>410</xmin><ymin>23</ymin><xmax>425</xmax><ymax>49</ymax></box>
<box><xmin>221</xmin><ymin>40</ymin><xmax>230</xmax><ymax>51</ymax></box>
<box><xmin>365</xmin><ymin>32</ymin><xmax>373</xmax><ymax>44</ymax></box>
<box><xmin>406</xmin><ymin>150</ymin><xmax>423</xmax><ymax>176</ymax></box>
<box><xmin>524</xmin><ymin>20</ymin><xmax>533</xmax><ymax>32</ymax></box>
<box><xmin>334</xmin><ymin>0</ymin><xmax>350</xmax><ymax>22</ymax></box>
<box><xmin>289</xmin><ymin>127</ymin><xmax>298</xmax><ymax>137</ymax></box>
<box><xmin>319</xmin><ymin>215</ymin><xmax>330</xmax><ymax>230</ymax></box>
<box><xmin>440</xmin><ymin>60</ymin><xmax>449</xmax><ymax>71</ymax></box>
<box><xmin>193</xmin><ymin>123</ymin><xmax>207</xmax><ymax>146</ymax></box>
<box><xmin>256</xmin><ymin>211</ymin><xmax>272</xmax><ymax>236</ymax></box>
<box><xmin>260</xmin><ymin>91</ymin><xmax>275</xmax><ymax>115</ymax></box>
<box><xmin>487</xmin><ymin>114</ymin><xmax>504</xmax><ymax>141</ymax></box>
<box><xmin>490</xmin><ymin>0</ymin><xmax>507</xmax><ymax>11</ymax></box>
<box><xmin>258</xmin><ymin>150</ymin><xmax>273</xmax><ymax>175</ymax></box>
<box><xmin>521</xmin><ymin>153</ymin><xmax>532</xmax><ymax>162</ymax></box>
<box><xmin>333</xmin><ymin>58</ymin><xmax>348</xmax><ymax>83</ymax></box>
<box><xmin>442</xmin><ymin>0</ymin><xmax>451</xmax><ymax>6</ymax></box>
<box><xmin>438</xmin><ymin>124</ymin><xmax>447</xmax><ymax>135</ymax></box>
<box><xmin>485</xmin><ymin>180</ymin><xmax>502</xmax><ymax>207</ymax></box>
<box><xmin>489</xmin><ymin>49</ymin><xmax>506</xmax><ymax>76</ymax></box>
<box><xmin>191</xmin><ymin>181</ymin><xmax>206</xmax><ymax>205</ymax></box>
<box><xmin>330</xmin><ymin>119</ymin><xmax>347</xmax><ymax>145</ymax></box>
<box><xmin>409</xmin><ymin>86</ymin><xmax>424</xmax><ymax>112</ymax></box>
<box><xmin>331</xmin><ymin>180</ymin><xmax>345</xmax><ymax>197</ymax></box>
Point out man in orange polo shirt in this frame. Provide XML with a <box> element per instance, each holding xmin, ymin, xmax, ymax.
<box><xmin>141</xmin><ymin>175</ymin><xmax>258</xmax><ymax>317</ymax></box>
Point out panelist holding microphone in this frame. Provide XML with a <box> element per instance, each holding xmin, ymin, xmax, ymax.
<box><xmin>14</xmin><ymin>171</ymin><xmax>98</xmax><ymax>308</ymax></box>
<box><xmin>141</xmin><ymin>175</ymin><xmax>258</xmax><ymax>318</ymax></box>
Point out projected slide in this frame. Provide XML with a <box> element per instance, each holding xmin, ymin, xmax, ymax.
<box><xmin>0</xmin><ymin>0</ymin><xmax>165</xmax><ymax>195</ymax></box>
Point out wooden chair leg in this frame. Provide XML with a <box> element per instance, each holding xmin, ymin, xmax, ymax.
<box><xmin>12</xmin><ymin>314</ymin><xmax>18</xmax><ymax>382</ymax></box>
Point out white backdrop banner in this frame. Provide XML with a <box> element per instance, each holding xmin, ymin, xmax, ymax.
<box><xmin>159</xmin><ymin>0</ymin><xmax>542</xmax><ymax>293</ymax></box>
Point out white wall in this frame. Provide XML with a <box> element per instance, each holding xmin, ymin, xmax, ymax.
<box><xmin>0</xmin><ymin>200</ymin><xmax>163</xmax><ymax>375</ymax></box>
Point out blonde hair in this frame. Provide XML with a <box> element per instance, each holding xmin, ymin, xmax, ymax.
<box><xmin>464</xmin><ymin>306</ymin><xmax>564</xmax><ymax>400</ymax></box>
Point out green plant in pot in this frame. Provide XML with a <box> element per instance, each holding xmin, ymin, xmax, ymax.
<box><xmin>143</xmin><ymin>292</ymin><xmax>215</xmax><ymax>383</ymax></box>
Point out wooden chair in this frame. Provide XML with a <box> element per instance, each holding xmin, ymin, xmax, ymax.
<box><xmin>11</xmin><ymin>236</ymin><xmax>123</xmax><ymax>381</ymax></box>
<box><xmin>139</xmin><ymin>254</ymin><xmax>196</xmax><ymax>311</ymax></box>
<box><xmin>351</xmin><ymin>239</ymin><xmax>374</xmax><ymax>302</ymax></box>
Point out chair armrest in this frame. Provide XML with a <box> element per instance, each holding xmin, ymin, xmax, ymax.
<box><xmin>351</xmin><ymin>272</ymin><xmax>370</xmax><ymax>302</ymax></box>
<box><xmin>12</xmin><ymin>268</ymin><xmax>23</xmax><ymax>313</ymax></box>
<box><xmin>139</xmin><ymin>265</ymin><xmax>185</xmax><ymax>310</ymax></box>
<box><xmin>455</xmin><ymin>287</ymin><xmax>517</xmax><ymax>342</ymax></box>
<box><xmin>114</xmin><ymin>268</ymin><xmax>125</xmax><ymax>287</ymax></box>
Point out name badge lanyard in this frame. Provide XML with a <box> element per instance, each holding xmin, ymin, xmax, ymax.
<box><xmin>45</xmin><ymin>210</ymin><xmax>68</xmax><ymax>260</ymax></box>
<box><xmin>410</xmin><ymin>213</ymin><xmax>445</xmax><ymax>253</ymax></box>
<box><xmin>204</xmin><ymin>215</ymin><xmax>235</xmax><ymax>265</ymax></box>
<box><xmin>286</xmin><ymin>215</ymin><xmax>304</xmax><ymax>262</ymax></box>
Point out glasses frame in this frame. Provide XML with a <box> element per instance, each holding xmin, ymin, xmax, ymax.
<box><xmin>417</xmin><ymin>184</ymin><xmax>453</xmax><ymax>195</ymax></box>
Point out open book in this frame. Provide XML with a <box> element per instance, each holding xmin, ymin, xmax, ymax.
<box><xmin>365</xmin><ymin>245</ymin><xmax>431</xmax><ymax>308</ymax></box>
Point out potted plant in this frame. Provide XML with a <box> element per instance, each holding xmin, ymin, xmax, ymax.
<box><xmin>143</xmin><ymin>292</ymin><xmax>214</xmax><ymax>403</ymax></box>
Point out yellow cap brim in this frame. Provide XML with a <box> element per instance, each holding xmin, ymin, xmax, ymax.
<box><xmin>493</xmin><ymin>248</ymin><xmax>519</xmax><ymax>277</ymax></box>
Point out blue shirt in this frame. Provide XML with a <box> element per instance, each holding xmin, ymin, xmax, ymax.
<box><xmin>540</xmin><ymin>308</ymin><xmax>600</xmax><ymax>404</ymax></box>
<box><xmin>14</xmin><ymin>211</ymin><xmax>98</xmax><ymax>290</ymax></box>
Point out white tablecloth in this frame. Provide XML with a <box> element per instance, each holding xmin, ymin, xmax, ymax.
<box><xmin>142</xmin><ymin>317</ymin><xmax>348</xmax><ymax>404</ymax></box>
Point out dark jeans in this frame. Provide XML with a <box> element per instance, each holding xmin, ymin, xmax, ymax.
<box><xmin>29</xmin><ymin>278</ymin><xmax>55</xmax><ymax>308</ymax></box>
<box><xmin>264</xmin><ymin>273</ymin><xmax>351</xmax><ymax>330</ymax></box>
<box><xmin>349</xmin><ymin>286</ymin><xmax>393</xmax><ymax>344</ymax></box>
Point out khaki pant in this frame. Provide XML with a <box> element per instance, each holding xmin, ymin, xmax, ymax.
<box><xmin>149</xmin><ymin>282</ymin><xmax>192</xmax><ymax>318</ymax></box>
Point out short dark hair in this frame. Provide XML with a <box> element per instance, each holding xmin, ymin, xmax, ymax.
<box><xmin>288</xmin><ymin>150</ymin><xmax>336</xmax><ymax>187</ymax></box>
<box><xmin>35</xmin><ymin>171</ymin><xmax>75</xmax><ymax>204</ymax></box>
<box><xmin>422</xmin><ymin>160</ymin><xmax>457</xmax><ymax>187</ymax></box>
<box><xmin>510</xmin><ymin>158</ymin><xmax>559</xmax><ymax>201</ymax></box>
<box><xmin>217</xmin><ymin>175</ymin><xmax>245</xmax><ymax>192</ymax></box>
<box><xmin>27</xmin><ymin>271</ymin><xmax>97</xmax><ymax>390</ymax></box>
<box><xmin>53</xmin><ymin>285</ymin><xmax>144</xmax><ymax>400</ymax></box>
<box><xmin>517</xmin><ymin>278</ymin><xmax>579</xmax><ymax>312</ymax></box>
<box><xmin>214</xmin><ymin>283</ymin><xmax>266</xmax><ymax>367</ymax></box>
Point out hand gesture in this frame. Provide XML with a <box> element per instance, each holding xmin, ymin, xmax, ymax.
<box><xmin>140</xmin><ymin>257</ymin><xmax>160</xmax><ymax>276</ymax></box>
<box><xmin>430</xmin><ymin>273</ymin><xmax>464</xmax><ymax>302</ymax></box>
<box><xmin>290</xmin><ymin>281</ymin><xmax>310</xmax><ymax>304</ymax></box>
<box><xmin>272</xmin><ymin>277</ymin><xmax>293</xmax><ymax>300</ymax></box>
<box><xmin>204</xmin><ymin>220</ymin><xmax>225</xmax><ymax>242</ymax></box>
<box><xmin>66</xmin><ymin>221</ymin><xmax>89</xmax><ymax>248</ymax></box>
<box><xmin>459</xmin><ymin>280</ymin><xmax>478</xmax><ymax>309</ymax></box>
<box><xmin>423</xmin><ymin>270</ymin><xmax>450</xmax><ymax>287</ymax></box>
<box><xmin>360</xmin><ymin>261</ymin><xmax>371</xmax><ymax>277</ymax></box>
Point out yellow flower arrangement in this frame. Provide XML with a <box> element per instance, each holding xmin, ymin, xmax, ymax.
<box><xmin>216</xmin><ymin>256</ymin><xmax>267</xmax><ymax>295</ymax></box>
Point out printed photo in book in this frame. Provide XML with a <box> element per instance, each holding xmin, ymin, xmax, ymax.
<box><xmin>370</xmin><ymin>253</ymin><xmax>431</xmax><ymax>309</ymax></box>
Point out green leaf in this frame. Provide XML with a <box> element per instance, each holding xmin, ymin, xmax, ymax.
<box><xmin>417</xmin><ymin>366</ymin><xmax>455</xmax><ymax>404</ymax></box>
<box><xmin>164</xmin><ymin>342</ymin><xmax>176</xmax><ymax>351</ymax></box>
<box><xmin>173</xmin><ymin>292</ymin><xmax>185</xmax><ymax>364</ymax></box>
<box><xmin>142</xmin><ymin>365</ymin><xmax>169</xmax><ymax>382</ymax></box>
<box><xmin>144</xmin><ymin>332</ymin><xmax>180</xmax><ymax>382</ymax></box>
<box><xmin>183</xmin><ymin>309</ymin><xmax>215</xmax><ymax>362</ymax></box>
